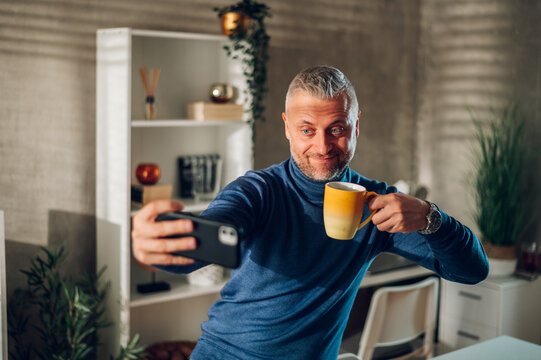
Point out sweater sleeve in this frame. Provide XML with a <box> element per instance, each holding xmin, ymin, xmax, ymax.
<box><xmin>199</xmin><ymin>174</ymin><xmax>266</xmax><ymax>238</ymax></box>
<box><xmin>155</xmin><ymin>171</ymin><xmax>267</xmax><ymax>275</ymax></box>
<box><xmin>386</xmin><ymin>210</ymin><xmax>489</xmax><ymax>284</ymax></box>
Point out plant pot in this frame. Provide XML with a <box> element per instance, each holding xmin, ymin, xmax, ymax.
<box><xmin>220</xmin><ymin>12</ymin><xmax>250</xmax><ymax>36</ymax></box>
<box><xmin>483</xmin><ymin>242</ymin><xmax>517</xmax><ymax>277</ymax></box>
<box><xmin>487</xmin><ymin>257</ymin><xmax>518</xmax><ymax>277</ymax></box>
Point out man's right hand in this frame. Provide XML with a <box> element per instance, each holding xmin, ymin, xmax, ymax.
<box><xmin>131</xmin><ymin>200</ymin><xmax>198</xmax><ymax>266</ymax></box>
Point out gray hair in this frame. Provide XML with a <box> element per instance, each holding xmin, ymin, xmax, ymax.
<box><xmin>285</xmin><ymin>65</ymin><xmax>359</xmax><ymax>122</ymax></box>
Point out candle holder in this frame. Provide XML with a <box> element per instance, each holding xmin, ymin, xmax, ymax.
<box><xmin>522</xmin><ymin>241</ymin><xmax>540</xmax><ymax>273</ymax></box>
<box><xmin>136</xmin><ymin>163</ymin><xmax>160</xmax><ymax>185</ymax></box>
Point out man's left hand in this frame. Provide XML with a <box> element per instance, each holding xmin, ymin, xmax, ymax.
<box><xmin>367</xmin><ymin>193</ymin><xmax>430</xmax><ymax>233</ymax></box>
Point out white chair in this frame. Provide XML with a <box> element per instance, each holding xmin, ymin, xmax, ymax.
<box><xmin>337</xmin><ymin>353</ymin><xmax>362</xmax><ymax>360</ymax></box>
<box><xmin>340</xmin><ymin>277</ymin><xmax>439</xmax><ymax>360</ymax></box>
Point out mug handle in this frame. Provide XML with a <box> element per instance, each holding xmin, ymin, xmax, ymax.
<box><xmin>357</xmin><ymin>191</ymin><xmax>378</xmax><ymax>230</ymax></box>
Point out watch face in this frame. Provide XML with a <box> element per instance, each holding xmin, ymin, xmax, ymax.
<box><xmin>430</xmin><ymin>211</ymin><xmax>442</xmax><ymax>230</ymax></box>
<box><xmin>419</xmin><ymin>203</ymin><xmax>442</xmax><ymax>234</ymax></box>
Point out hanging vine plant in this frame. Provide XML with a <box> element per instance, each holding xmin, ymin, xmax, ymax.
<box><xmin>214</xmin><ymin>0</ymin><xmax>271</xmax><ymax>127</ymax></box>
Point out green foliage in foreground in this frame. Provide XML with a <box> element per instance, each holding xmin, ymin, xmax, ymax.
<box><xmin>8</xmin><ymin>245</ymin><xmax>146</xmax><ymax>360</ymax></box>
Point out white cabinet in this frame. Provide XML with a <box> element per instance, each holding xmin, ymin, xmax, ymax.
<box><xmin>439</xmin><ymin>276</ymin><xmax>541</xmax><ymax>352</ymax></box>
<box><xmin>96</xmin><ymin>28</ymin><xmax>252</xmax><ymax>355</ymax></box>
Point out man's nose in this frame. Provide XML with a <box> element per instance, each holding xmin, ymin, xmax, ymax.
<box><xmin>315</xmin><ymin>133</ymin><xmax>333</xmax><ymax>154</ymax></box>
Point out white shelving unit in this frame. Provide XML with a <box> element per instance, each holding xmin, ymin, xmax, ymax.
<box><xmin>130</xmin><ymin>278</ymin><xmax>229</xmax><ymax>308</ymax></box>
<box><xmin>96</xmin><ymin>28</ymin><xmax>252</xmax><ymax>355</ymax></box>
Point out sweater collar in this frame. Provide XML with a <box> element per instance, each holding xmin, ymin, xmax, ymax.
<box><xmin>287</xmin><ymin>157</ymin><xmax>351</xmax><ymax>204</ymax></box>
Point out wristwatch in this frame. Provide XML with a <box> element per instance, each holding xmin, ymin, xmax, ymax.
<box><xmin>418</xmin><ymin>201</ymin><xmax>442</xmax><ymax>235</ymax></box>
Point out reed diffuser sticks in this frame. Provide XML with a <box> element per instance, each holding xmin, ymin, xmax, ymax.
<box><xmin>139</xmin><ymin>67</ymin><xmax>161</xmax><ymax>119</ymax></box>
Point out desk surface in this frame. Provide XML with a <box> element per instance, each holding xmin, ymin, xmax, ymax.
<box><xmin>360</xmin><ymin>265</ymin><xmax>434</xmax><ymax>288</ymax></box>
<box><xmin>433</xmin><ymin>336</ymin><xmax>541</xmax><ymax>360</ymax></box>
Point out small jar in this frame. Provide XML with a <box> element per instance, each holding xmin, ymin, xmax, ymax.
<box><xmin>522</xmin><ymin>241</ymin><xmax>540</xmax><ymax>273</ymax></box>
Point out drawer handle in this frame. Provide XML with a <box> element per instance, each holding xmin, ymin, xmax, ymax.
<box><xmin>457</xmin><ymin>330</ymin><xmax>480</xmax><ymax>341</ymax></box>
<box><xmin>458</xmin><ymin>290</ymin><xmax>482</xmax><ymax>301</ymax></box>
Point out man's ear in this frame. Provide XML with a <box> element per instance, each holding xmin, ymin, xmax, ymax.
<box><xmin>282</xmin><ymin>112</ymin><xmax>291</xmax><ymax>140</ymax></box>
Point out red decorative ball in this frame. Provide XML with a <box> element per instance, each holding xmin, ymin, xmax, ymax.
<box><xmin>136</xmin><ymin>163</ymin><xmax>161</xmax><ymax>185</ymax></box>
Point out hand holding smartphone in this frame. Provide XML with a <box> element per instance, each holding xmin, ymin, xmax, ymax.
<box><xmin>156</xmin><ymin>212</ymin><xmax>241</xmax><ymax>268</ymax></box>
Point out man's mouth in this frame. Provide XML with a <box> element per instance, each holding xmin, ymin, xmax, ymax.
<box><xmin>310</xmin><ymin>154</ymin><xmax>338</xmax><ymax>163</ymax></box>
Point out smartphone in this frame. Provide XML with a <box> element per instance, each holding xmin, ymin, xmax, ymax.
<box><xmin>156</xmin><ymin>212</ymin><xmax>241</xmax><ymax>268</ymax></box>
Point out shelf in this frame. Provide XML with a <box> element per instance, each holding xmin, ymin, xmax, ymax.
<box><xmin>131</xmin><ymin>29</ymin><xmax>226</xmax><ymax>42</ymax></box>
<box><xmin>130</xmin><ymin>276</ymin><xmax>228</xmax><ymax>308</ymax></box>
<box><xmin>97</xmin><ymin>27</ymin><xmax>253</xmax><ymax>351</ymax></box>
<box><xmin>131</xmin><ymin>119</ymin><xmax>247</xmax><ymax>127</ymax></box>
<box><xmin>360</xmin><ymin>266</ymin><xmax>434</xmax><ymax>288</ymax></box>
<box><xmin>131</xmin><ymin>198</ymin><xmax>211</xmax><ymax>216</ymax></box>
<box><xmin>179</xmin><ymin>198</ymin><xmax>212</xmax><ymax>213</ymax></box>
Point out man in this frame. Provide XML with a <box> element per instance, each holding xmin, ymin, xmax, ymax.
<box><xmin>132</xmin><ymin>66</ymin><xmax>488</xmax><ymax>359</ymax></box>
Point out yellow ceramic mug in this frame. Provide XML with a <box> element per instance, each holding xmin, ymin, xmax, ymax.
<box><xmin>324</xmin><ymin>182</ymin><xmax>378</xmax><ymax>240</ymax></box>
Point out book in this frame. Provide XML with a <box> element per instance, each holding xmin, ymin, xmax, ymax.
<box><xmin>178</xmin><ymin>154</ymin><xmax>222</xmax><ymax>199</ymax></box>
<box><xmin>186</xmin><ymin>102</ymin><xmax>244</xmax><ymax>121</ymax></box>
<box><xmin>131</xmin><ymin>184</ymin><xmax>173</xmax><ymax>206</ymax></box>
<box><xmin>178</xmin><ymin>156</ymin><xmax>195</xmax><ymax>198</ymax></box>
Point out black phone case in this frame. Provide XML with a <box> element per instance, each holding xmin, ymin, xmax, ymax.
<box><xmin>156</xmin><ymin>212</ymin><xmax>240</xmax><ymax>268</ymax></box>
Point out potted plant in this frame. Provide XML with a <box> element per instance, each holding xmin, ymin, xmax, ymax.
<box><xmin>469</xmin><ymin>103</ymin><xmax>538</xmax><ymax>276</ymax></box>
<box><xmin>214</xmin><ymin>0</ymin><xmax>271</xmax><ymax>128</ymax></box>
<box><xmin>7</xmin><ymin>245</ymin><xmax>146</xmax><ymax>360</ymax></box>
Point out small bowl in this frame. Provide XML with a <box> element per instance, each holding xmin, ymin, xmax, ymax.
<box><xmin>209</xmin><ymin>83</ymin><xmax>234</xmax><ymax>103</ymax></box>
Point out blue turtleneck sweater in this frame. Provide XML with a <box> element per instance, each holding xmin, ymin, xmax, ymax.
<box><xmin>162</xmin><ymin>158</ymin><xmax>488</xmax><ymax>360</ymax></box>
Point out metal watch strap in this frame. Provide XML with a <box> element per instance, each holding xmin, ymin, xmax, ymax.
<box><xmin>418</xmin><ymin>201</ymin><xmax>442</xmax><ymax>235</ymax></box>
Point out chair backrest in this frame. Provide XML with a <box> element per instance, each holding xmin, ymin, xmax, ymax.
<box><xmin>357</xmin><ymin>277</ymin><xmax>439</xmax><ymax>360</ymax></box>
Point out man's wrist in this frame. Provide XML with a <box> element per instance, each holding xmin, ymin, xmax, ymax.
<box><xmin>418</xmin><ymin>201</ymin><xmax>442</xmax><ymax>235</ymax></box>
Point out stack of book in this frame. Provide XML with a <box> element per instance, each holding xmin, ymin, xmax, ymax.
<box><xmin>186</xmin><ymin>101</ymin><xmax>244</xmax><ymax>121</ymax></box>
<box><xmin>178</xmin><ymin>154</ymin><xmax>222</xmax><ymax>200</ymax></box>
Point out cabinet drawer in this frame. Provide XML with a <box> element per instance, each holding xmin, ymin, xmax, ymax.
<box><xmin>440</xmin><ymin>316</ymin><xmax>499</xmax><ymax>351</ymax></box>
<box><xmin>442</xmin><ymin>282</ymin><xmax>500</xmax><ymax>328</ymax></box>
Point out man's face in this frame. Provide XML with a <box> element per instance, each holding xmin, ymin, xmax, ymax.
<box><xmin>282</xmin><ymin>91</ymin><xmax>359</xmax><ymax>182</ymax></box>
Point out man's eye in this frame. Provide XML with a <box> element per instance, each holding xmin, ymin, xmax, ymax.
<box><xmin>301</xmin><ymin>129</ymin><xmax>312</xmax><ymax>135</ymax></box>
<box><xmin>331</xmin><ymin>127</ymin><xmax>344</xmax><ymax>135</ymax></box>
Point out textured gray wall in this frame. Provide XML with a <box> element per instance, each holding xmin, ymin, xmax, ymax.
<box><xmin>1</xmin><ymin>0</ymin><xmax>539</xmax><ymax>312</ymax></box>
<box><xmin>417</xmin><ymin>0</ymin><xmax>541</xmax><ymax>238</ymax></box>
<box><xmin>256</xmin><ymin>0</ymin><xmax>421</xmax><ymax>184</ymax></box>
<box><xmin>1</xmin><ymin>0</ymin><xmax>422</xmax><ymax>293</ymax></box>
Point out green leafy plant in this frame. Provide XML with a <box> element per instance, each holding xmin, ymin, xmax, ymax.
<box><xmin>214</xmin><ymin>0</ymin><xmax>271</xmax><ymax>126</ymax></box>
<box><xmin>7</xmin><ymin>245</ymin><xmax>146</xmax><ymax>360</ymax></box>
<box><xmin>470</xmin><ymin>103</ymin><xmax>538</xmax><ymax>248</ymax></box>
